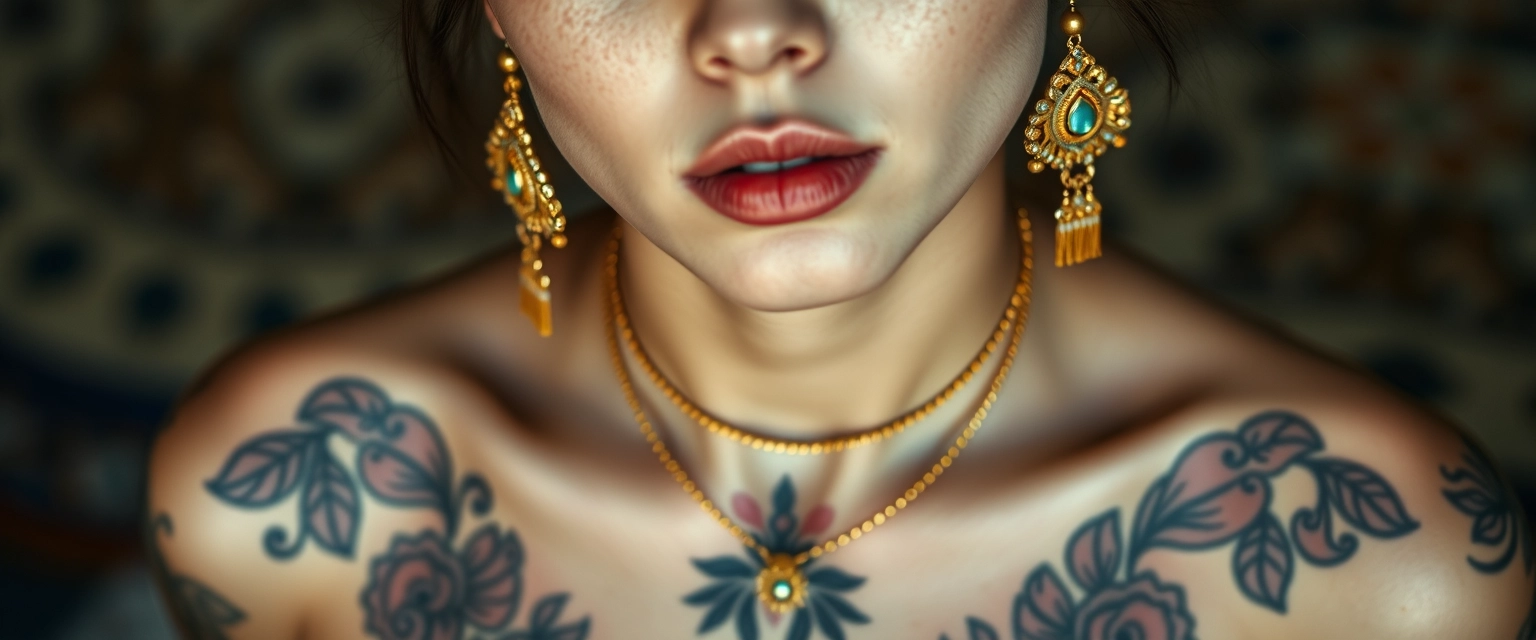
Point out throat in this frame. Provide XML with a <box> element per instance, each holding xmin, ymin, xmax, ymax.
<box><xmin>605</xmin><ymin>221</ymin><xmax>1033</xmax><ymax>543</ymax></box>
<box><xmin>613</xmin><ymin>218</ymin><xmax>1023</xmax><ymax>442</ymax></box>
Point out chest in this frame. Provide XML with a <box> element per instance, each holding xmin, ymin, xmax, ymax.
<box><xmin>286</xmin><ymin>397</ymin><xmax>1320</xmax><ymax>640</ymax></box>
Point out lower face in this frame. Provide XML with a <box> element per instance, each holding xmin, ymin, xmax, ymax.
<box><xmin>493</xmin><ymin>0</ymin><xmax>1048</xmax><ymax>311</ymax></box>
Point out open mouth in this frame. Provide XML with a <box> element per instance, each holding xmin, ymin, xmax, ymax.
<box><xmin>684</xmin><ymin>121</ymin><xmax>882</xmax><ymax>225</ymax></box>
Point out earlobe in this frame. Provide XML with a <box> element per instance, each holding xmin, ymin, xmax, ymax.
<box><xmin>483</xmin><ymin>0</ymin><xmax>506</xmax><ymax>40</ymax></box>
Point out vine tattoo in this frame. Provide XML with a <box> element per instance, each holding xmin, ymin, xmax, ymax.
<box><xmin>1442</xmin><ymin>439</ymin><xmax>1535</xmax><ymax>640</ymax></box>
<box><xmin>944</xmin><ymin>411</ymin><xmax>1420</xmax><ymax>640</ymax></box>
<box><xmin>1441</xmin><ymin>439</ymin><xmax>1533</xmax><ymax>576</ymax></box>
<box><xmin>684</xmin><ymin>475</ymin><xmax>870</xmax><ymax>640</ymax></box>
<box><xmin>149</xmin><ymin>513</ymin><xmax>246</xmax><ymax>640</ymax></box>
<box><xmin>203</xmin><ymin>377</ymin><xmax>591</xmax><ymax>640</ymax></box>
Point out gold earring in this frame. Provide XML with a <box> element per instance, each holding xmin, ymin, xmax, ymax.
<box><xmin>1024</xmin><ymin>1</ymin><xmax>1130</xmax><ymax>267</ymax></box>
<box><xmin>487</xmin><ymin>47</ymin><xmax>566</xmax><ymax>336</ymax></box>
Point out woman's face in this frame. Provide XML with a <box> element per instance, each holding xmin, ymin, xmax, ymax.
<box><xmin>487</xmin><ymin>0</ymin><xmax>1046</xmax><ymax>311</ymax></box>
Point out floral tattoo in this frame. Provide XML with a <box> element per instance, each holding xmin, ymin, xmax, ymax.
<box><xmin>1441</xmin><ymin>439</ymin><xmax>1535</xmax><ymax>640</ymax></box>
<box><xmin>149</xmin><ymin>513</ymin><xmax>246</xmax><ymax>640</ymax></box>
<box><xmin>684</xmin><ymin>475</ymin><xmax>870</xmax><ymax>640</ymax></box>
<box><xmin>1440</xmin><ymin>439</ymin><xmax>1533</xmax><ymax>577</ymax></box>
<box><xmin>945</xmin><ymin>410</ymin><xmax>1420</xmax><ymax>640</ymax></box>
<box><xmin>202</xmin><ymin>377</ymin><xmax>590</xmax><ymax>640</ymax></box>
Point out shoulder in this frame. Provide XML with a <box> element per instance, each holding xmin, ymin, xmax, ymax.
<box><xmin>144</xmin><ymin>210</ymin><xmax>624</xmax><ymax>637</ymax></box>
<box><xmin>1281</xmin><ymin>402</ymin><xmax>1534</xmax><ymax>639</ymax></box>
<box><xmin>145</xmin><ymin>281</ymin><xmax>528</xmax><ymax>637</ymax></box>
<box><xmin>1113</xmin><ymin>396</ymin><xmax>1535</xmax><ymax>639</ymax></box>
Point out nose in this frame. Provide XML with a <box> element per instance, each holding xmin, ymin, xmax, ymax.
<box><xmin>688</xmin><ymin>0</ymin><xmax>829</xmax><ymax>83</ymax></box>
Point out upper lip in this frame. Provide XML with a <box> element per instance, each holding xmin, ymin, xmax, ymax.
<box><xmin>684</xmin><ymin>120</ymin><xmax>878</xmax><ymax>178</ymax></box>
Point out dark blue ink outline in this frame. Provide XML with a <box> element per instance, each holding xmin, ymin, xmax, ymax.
<box><xmin>203</xmin><ymin>377</ymin><xmax>591</xmax><ymax>639</ymax></box>
<box><xmin>945</xmin><ymin>410</ymin><xmax>1419</xmax><ymax>639</ymax></box>
<box><xmin>1441</xmin><ymin>439</ymin><xmax>1533</xmax><ymax>576</ymax></box>
<box><xmin>682</xmin><ymin>475</ymin><xmax>869</xmax><ymax>640</ymax></box>
<box><xmin>149</xmin><ymin>513</ymin><xmax>247</xmax><ymax>640</ymax></box>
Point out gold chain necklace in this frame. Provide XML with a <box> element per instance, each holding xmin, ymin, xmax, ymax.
<box><xmin>603</xmin><ymin>210</ymin><xmax>1033</xmax><ymax>612</ymax></box>
<box><xmin>612</xmin><ymin>229</ymin><xmax>1030</xmax><ymax>456</ymax></box>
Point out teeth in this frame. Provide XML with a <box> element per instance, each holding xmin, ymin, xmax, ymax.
<box><xmin>739</xmin><ymin>157</ymin><xmax>816</xmax><ymax>174</ymax></box>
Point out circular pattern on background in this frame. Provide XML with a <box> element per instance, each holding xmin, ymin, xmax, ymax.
<box><xmin>0</xmin><ymin>0</ymin><xmax>1532</xmax><ymax>637</ymax></box>
<box><xmin>0</xmin><ymin>0</ymin><xmax>565</xmax><ymax>593</ymax></box>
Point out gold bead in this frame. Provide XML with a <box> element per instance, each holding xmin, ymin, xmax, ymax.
<box><xmin>498</xmin><ymin>50</ymin><xmax>519</xmax><ymax>73</ymax></box>
<box><xmin>1061</xmin><ymin>10</ymin><xmax>1085</xmax><ymax>36</ymax></box>
<box><xmin>599</xmin><ymin>209</ymin><xmax>1034</xmax><ymax>591</ymax></box>
<box><xmin>1028</xmin><ymin>160</ymin><xmax>1047</xmax><ymax>173</ymax></box>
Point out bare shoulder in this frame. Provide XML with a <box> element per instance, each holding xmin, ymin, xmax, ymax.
<box><xmin>146</xmin><ymin>328</ymin><xmax>502</xmax><ymax>637</ymax></box>
<box><xmin>1016</xmin><ymin>244</ymin><xmax>1535</xmax><ymax>638</ymax></box>
<box><xmin>993</xmin><ymin>402</ymin><xmax>1532</xmax><ymax>640</ymax></box>
<box><xmin>1188</xmin><ymin>402</ymin><xmax>1532</xmax><ymax>638</ymax></box>
<box><xmin>145</xmin><ymin>210</ymin><xmax>620</xmax><ymax>638</ymax></box>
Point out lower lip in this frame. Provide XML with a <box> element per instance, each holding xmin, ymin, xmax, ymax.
<box><xmin>686</xmin><ymin>150</ymin><xmax>881</xmax><ymax>225</ymax></box>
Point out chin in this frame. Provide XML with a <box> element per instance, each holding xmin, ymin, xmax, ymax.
<box><xmin>709</xmin><ymin>226</ymin><xmax>888</xmax><ymax>312</ymax></box>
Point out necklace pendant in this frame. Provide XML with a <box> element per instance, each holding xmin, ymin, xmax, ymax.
<box><xmin>756</xmin><ymin>553</ymin><xmax>808</xmax><ymax>613</ymax></box>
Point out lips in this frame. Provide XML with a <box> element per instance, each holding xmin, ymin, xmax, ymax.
<box><xmin>684</xmin><ymin>121</ymin><xmax>881</xmax><ymax>225</ymax></box>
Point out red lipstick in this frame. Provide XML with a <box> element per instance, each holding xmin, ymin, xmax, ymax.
<box><xmin>684</xmin><ymin>121</ymin><xmax>881</xmax><ymax>225</ymax></box>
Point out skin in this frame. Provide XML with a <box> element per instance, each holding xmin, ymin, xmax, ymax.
<box><xmin>146</xmin><ymin>1</ymin><xmax>1534</xmax><ymax>638</ymax></box>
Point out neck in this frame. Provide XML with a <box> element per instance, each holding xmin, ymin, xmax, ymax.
<box><xmin>618</xmin><ymin>154</ymin><xmax>1023</xmax><ymax>441</ymax></box>
<box><xmin>607</xmin><ymin>152</ymin><xmax>1051</xmax><ymax>540</ymax></box>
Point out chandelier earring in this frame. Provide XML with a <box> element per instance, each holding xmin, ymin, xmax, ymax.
<box><xmin>1024</xmin><ymin>0</ymin><xmax>1132</xmax><ymax>267</ymax></box>
<box><xmin>487</xmin><ymin>46</ymin><xmax>566</xmax><ymax>336</ymax></box>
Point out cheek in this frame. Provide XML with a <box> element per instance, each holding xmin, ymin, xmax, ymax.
<box><xmin>494</xmin><ymin>1</ymin><xmax>679</xmax><ymax>211</ymax></box>
<box><xmin>841</xmin><ymin>0</ymin><xmax>1045</xmax><ymax>210</ymax></box>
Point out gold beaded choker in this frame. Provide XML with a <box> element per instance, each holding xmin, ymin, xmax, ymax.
<box><xmin>604</xmin><ymin>211</ymin><xmax>1034</xmax><ymax>611</ymax></box>
<box><xmin>612</xmin><ymin>224</ymin><xmax>1031</xmax><ymax>455</ymax></box>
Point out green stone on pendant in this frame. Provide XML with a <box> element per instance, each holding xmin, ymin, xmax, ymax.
<box><xmin>772</xmin><ymin>580</ymin><xmax>793</xmax><ymax>601</ymax></box>
<box><xmin>1067</xmin><ymin>96</ymin><xmax>1097</xmax><ymax>136</ymax></box>
<box><xmin>506</xmin><ymin>167</ymin><xmax>525</xmax><ymax>198</ymax></box>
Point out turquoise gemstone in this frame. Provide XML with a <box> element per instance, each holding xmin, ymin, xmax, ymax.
<box><xmin>506</xmin><ymin>168</ymin><xmax>525</xmax><ymax>198</ymax></box>
<box><xmin>1067</xmin><ymin>96</ymin><xmax>1097</xmax><ymax>136</ymax></box>
<box><xmin>772</xmin><ymin>580</ymin><xmax>793</xmax><ymax>601</ymax></box>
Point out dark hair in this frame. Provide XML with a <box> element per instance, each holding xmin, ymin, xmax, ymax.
<box><xmin>400</xmin><ymin>0</ymin><xmax>1194</xmax><ymax>169</ymax></box>
<box><xmin>399</xmin><ymin>0</ymin><xmax>488</xmax><ymax>178</ymax></box>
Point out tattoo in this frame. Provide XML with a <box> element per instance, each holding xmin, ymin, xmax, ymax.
<box><xmin>204</xmin><ymin>377</ymin><xmax>590</xmax><ymax>640</ymax></box>
<box><xmin>943</xmin><ymin>411</ymin><xmax>1419</xmax><ymax>640</ymax></box>
<box><xmin>684</xmin><ymin>475</ymin><xmax>869</xmax><ymax>640</ymax></box>
<box><xmin>1441</xmin><ymin>439</ymin><xmax>1533</xmax><ymax>576</ymax></box>
<box><xmin>148</xmin><ymin>513</ymin><xmax>247</xmax><ymax>640</ymax></box>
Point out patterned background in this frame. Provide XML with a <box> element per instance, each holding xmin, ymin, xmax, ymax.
<box><xmin>0</xmin><ymin>0</ymin><xmax>1531</xmax><ymax>637</ymax></box>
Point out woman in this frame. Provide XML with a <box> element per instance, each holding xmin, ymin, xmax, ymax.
<box><xmin>146</xmin><ymin>1</ymin><xmax>1534</xmax><ymax>638</ymax></box>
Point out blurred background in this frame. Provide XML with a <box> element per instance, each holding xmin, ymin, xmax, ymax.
<box><xmin>0</xmin><ymin>0</ymin><xmax>1532</xmax><ymax>637</ymax></box>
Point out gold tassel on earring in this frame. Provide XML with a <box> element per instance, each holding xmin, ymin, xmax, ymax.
<box><xmin>487</xmin><ymin>47</ymin><xmax>566</xmax><ymax>336</ymax></box>
<box><xmin>1024</xmin><ymin>1</ymin><xmax>1130</xmax><ymax>267</ymax></box>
